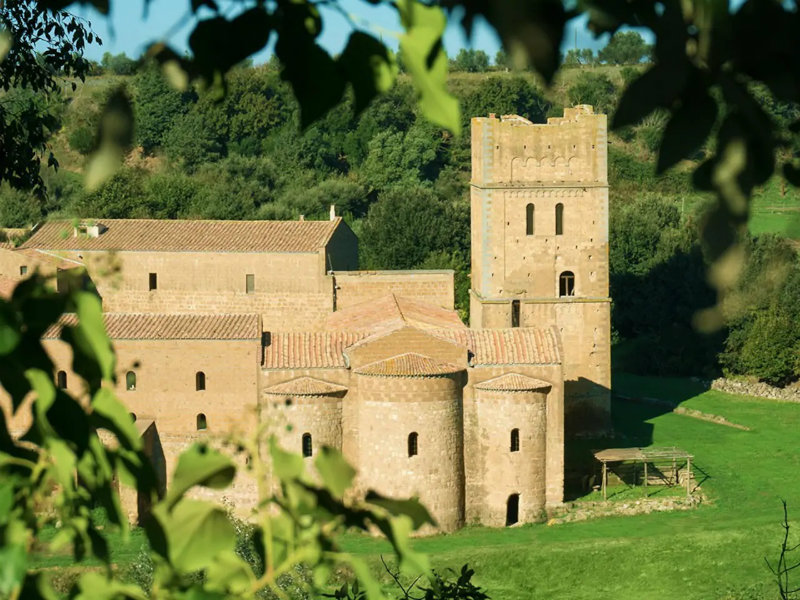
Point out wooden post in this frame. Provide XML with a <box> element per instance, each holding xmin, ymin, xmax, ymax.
<box><xmin>686</xmin><ymin>457</ymin><xmax>692</xmax><ymax>497</ymax></box>
<box><xmin>672</xmin><ymin>457</ymin><xmax>677</xmax><ymax>486</ymax></box>
<box><xmin>602</xmin><ymin>462</ymin><xmax>607</xmax><ymax>500</ymax></box>
<box><xmin>643</xmin><ymin>461</ymin><xmax>648</xmax><ymax>497</ymax></box>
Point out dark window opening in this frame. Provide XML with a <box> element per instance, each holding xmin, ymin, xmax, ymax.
<box><xmin>148</xmin><ymin>273</ymin><xmax>158</xmax><ymax>291</ymax></box>
<box><xmin>510</xmin><ymin>428</ymin><xmax>520</xmax><ymax>452</ymax></box>
<box><xmin>196</xmin><ymin>413</ymin><xmax>207</xmax><ymax>431</ymax></box>
<box><xmin>511</xmin><ymin>300</ymin><xmax>520</xmax><ymax>328</ymax></box>
<box><xmin>555</xmin><ymin>203</ymin><xmax>564</xmax><ymax>236</ymax></box>
<box><xmin>525</xmin><ymin>203</ymin><xmax>534</xmax><ymax>236</ymax></box>
<box><xmin>196</xmin><ymin>371</ymin><xmax>206</xmax><ymax>391</ymax></box>
<box><xmin>56</xmin><ymin>370</ymin><xmax>67</xmax><ymax>389</ymax></box>
<box><xmin>408</xmin><ymin>432</ymin><xmax>418</xmax><ymax>457</ymax></box>
<box><xmin>246</xmin><ymin>274</ymin><xmax>255</xmax><ymax>294</ymax></box>
<box><xmin>130</xmin><ymin>412</ymin><xmax>137</xmax><ymax>422</ymax></box>
<box><xmin>506</xmin><ymin>494</ymin><xmax>520</xmax><ymax>526</ymax></box>
<box><xmin>19</xmin><ymin>265</ymin><xmax>27</xmax><ymax>276</ymax></box>
<box><xmin>126</xmin><ymin>371</ymin><xmax>136</xmax><ymax>391</ymax></box>
<box><xmin>559</xmin><ymin>271</ymin><xmax>575</xmax><ymax>297</ymax></box>
<box><xmin>302</xmin><ymin>433</ymin><xmax>313</xmax><ymax>457</ymax></box>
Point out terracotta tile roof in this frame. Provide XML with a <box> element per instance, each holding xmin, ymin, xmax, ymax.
<box><xmin>262</xmin><ymin>331</ymin><xmax>367</xmax><ymax>369</ymax></box>
<box><xmin>0</xmin><ymin>275</ymin><xmax>17</xmax><ymax>299</ymax></box>
<box><xmin>0</xmin><ymin>228</ymin><xmax>27</xmax><ymax>249</ymax></box>
<box><xmin>354</xmin><ymin>353</ymin><xmax>463</xmax><ymax>377</ymax></box>
<box><xmin>431</xmin><ymin>327</ymin><xmax>561</xmax><ymax>366</ymax></box>
<box><xmin>44</xmin><ymin>313</ymin><xmax>260</xmax><ymax>340</ymax></box>
<box><xmin>325</xmin><ymin>294</ymin><xmax>465</xmax><ymax>333</ymax></box>
<box><xmin>15</xmin><ymin>248</ymin><xmax>84</xmax><ymax>270</ymax></box>
<box><xmin>474</xmin><ymin>373</ymin><xmax>553</xmax><ymax>392</ymax></box>
<box><xmin>263</xmin><ymin>376</ymin><xmax>348</xmax><ymax>396</ymax></box>
<box><xmin>21</xmin><ymin>218</ymin><xmax>343</xmax><ymax>253</ymax></box>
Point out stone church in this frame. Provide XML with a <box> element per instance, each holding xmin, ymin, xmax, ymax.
<box><xmin>0</xmin><ymin>106</ymin><xmax>610</xmax><ymax>531</ymax></box>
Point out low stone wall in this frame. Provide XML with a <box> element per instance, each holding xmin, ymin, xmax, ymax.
<box><xmin>710</xmin><ymin>378</ymin><xmax>800</xmax><ymax>403</ymax></box>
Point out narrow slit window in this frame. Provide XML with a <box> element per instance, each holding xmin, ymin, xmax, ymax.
<box><xmin>408</xmin><ymin>432</ymin><xmax>418</xmax><ymax>457</ymax></box>
<box><xmin>126</xmin><ymin>371</ymin><xmax>136</xmax><ymax>391</ymax></box>
<box><xmin>196</xmin><ymin>371</ymin><xmax>206</xmax><ymax>391</ymax></box>
<box><xmin>559</xmin><ymin>271</ymin><xmax>575</xmax><ymax>297</ymax></box>
<box><xmin>555</xmin><ymin>203</ymin><xmax>564</xmax><ymax>236</ymax></box>
<box><xmin>525</xmin><ymin>203</ymin><xmax>535</xmax><ymax>235</ymax></box>
<box><xmin>19</xmin><ymin>265</ymin><xmax>27</xmax><ymax>276</ymax></box>
<box><xmin>511</xmin><ymin>300</ymin><xmax>520</xmax><ymax>328</ymax></box>
<box><xmin>302</xmin><ymin>433</ymin><xmax>313</xmax><ymax>457</ymax></box>
<box><xmin>148</xmin><ymin>273</ymin><xmax>158</xmax><ymax>291</ymax></box>
<box><xmin>510</xmin><ymin>428</ymin><xmax>520</xmax><ymax>452</ymax></box>
<box><xmin>196</xmin><ymin>413</ymin><xmax>208</xmax><ymax>431</ymax></box>
<box><xmin>56</xmin><ymin>370</ymin><xmax>67</xmax><ymax>389</ymax></box>
<box><xmin>246</xmin><ymin>273</ymin><xmax>255</xmax><ymax>294</ymax></box>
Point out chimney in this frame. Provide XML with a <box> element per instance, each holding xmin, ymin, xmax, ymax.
<box><xmin>299</xmin><ymin>215</ymin><xmax>305</xmax><ymax>221</ymax></box>
<box><xmin>329</xmin><ymin>205</ymin><xmax>336</xmax><ymax>221</ymax></box>
<box><xmin>489</xmin><ymin>113</ymin><xmax>496</xmax><ymax>119</ymax></box>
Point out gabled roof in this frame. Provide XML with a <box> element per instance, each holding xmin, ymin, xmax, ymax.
<box><xmin>432</xmin><ymin>328</ymin><xmax>561</xmax><ymax>366</ymax></box>
<box><xmin>263</xmin><ymin>331</ymin><xmax>367</xmax><ymax>369</ymax></box>
<box><xmin>263</xmin><ymin>376</ymin><xmax>347</xmax><ymax>396</ymax></box>
<box><xmin>325</xmin><ymin>294</ymin><xmax>465</xmax><ymax>334</ymax></box>
<box><xmin>354</xmin><ymin>353</ymin><xmax>463</xmax><ymax>377</ymax></box>
<box><xmin>44</xmin><ymin>313</ymin><xmax>260</xmax><ymax>340</ymax></box>
<box><xmin>474</xmin><ymin>373</ymin><xmax>552</xmax><ymax>392</ymax></box>
<box><xmin>21</xmin><ymin>218</ymin><xmax>343</xmax><ymax>253</ymax></box>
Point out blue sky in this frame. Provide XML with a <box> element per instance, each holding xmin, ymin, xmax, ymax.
<box><xmin>70</xmin><ymin>0</ymin><xmax>622</xmax><ymax>64</ymax></box>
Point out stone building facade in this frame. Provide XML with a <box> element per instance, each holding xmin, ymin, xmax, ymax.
<box><xmin>0</xmin><ymin>107</ymin><xmax>610</xmax><ymax>532</ymax></box>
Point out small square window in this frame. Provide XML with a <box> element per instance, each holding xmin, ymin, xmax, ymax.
<box><xmin>246</xmin><ymin>274</ymin><xmax>255</xmax><ymax>294</ymax></box>
<box><xmin>149</xmin><ymin>273</ymin><xmax>157</xmax><ymax>291</ymax></box>
<box><xmin>19</xmin><ymin>265</ymin><xmax>27</xmax><ymax>276</ymax></box>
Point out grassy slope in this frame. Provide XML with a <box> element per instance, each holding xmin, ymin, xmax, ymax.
<box><xmin>340</xmin><ymin>377</ymin><xmax>800</xmax><ymax>599</ymax></box>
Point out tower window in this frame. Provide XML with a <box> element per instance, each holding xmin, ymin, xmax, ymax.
<box><xmin>246</xmin><ymin>274</ymin><xmax>255</xmax><ymax>294</ymax></box>
<box><xmin>408</xmin><ymin>432</ymin><xmax>418</xmax><ymax>457</ymax></box>
<box><xmin>525</xmin><ymin>203</ymin><xmax>534</xmax><ymax>236</ymax></box>
<box><xmin>196</xmin><ymin>413</ymin><xmax>208</xmax><ymax>431</ymax></box>
<box><xmin>555</xmin><ymin>203</ymin><xmax>564</xmax><ymax>235</ymax></box>
<box><xmin>559</xmin><ymin>271</ymin><xmax>575</xmax><ymax>297</ymax></box>
<box><xmin>129</xmin><ymin>412</ymin><xmax>137</xmax><ymax>422</ymax></box>
<box><xmin>506</xmin><ymin>493</ymin><xmax>520</xmax><ymax>526</ymax></box>
<box><xmin>19</xmin><ymin>265</ymin><xmax>27</xmax><ymax>276</ymax></box>
<box><xmin>56</xmin><ymin>370</ymin><xmax>67</xmax><ymax>389</ymax></box>
<box><xmin>510</xmin><ymin>428</ymin><xmax>520</xmax><ymax>452</ymax></box>
<box><xmin>302</xmin><ymin>433</ymin><xmax>313</xmax><ymax>457</ymax></box>
<box><xmin>196</xmin><ymin>371</ymin><xmax>206</xmax><ymax>391</ymax></box>
<box><xmin>126</xmin><ymin>371</ymin><xmax>136</xmax><ymax>391</ymax></box>
<box><xmin>511</xmin><ymin>300</ymin><xmax>520</xmax><ymax>328</ymax></box>
<box><xmin>148</xmin><ymin>273</ymin><xmax>158</xmax><ymax>290</ymax></box>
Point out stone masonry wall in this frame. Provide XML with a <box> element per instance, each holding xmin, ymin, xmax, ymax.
<box><xmin>333</xmin><ymin>271</ymin><xmax>455</xmax><ymax>310</ymax></box>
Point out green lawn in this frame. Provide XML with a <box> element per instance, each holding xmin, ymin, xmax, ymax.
<box><xmin>341</xmin><ymin>374</ymin><xmax>800</xmax><ymax>599</ymax></box>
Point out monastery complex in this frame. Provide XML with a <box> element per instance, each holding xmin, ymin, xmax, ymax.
<box><xmin>0</xmin><ymin>106</ymin><xmax>611</xmax><ymax>531</ymax></box>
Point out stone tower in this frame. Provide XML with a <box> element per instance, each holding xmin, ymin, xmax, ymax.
<box><xmin>469</xmin><ymin>106</ymin><xmax>611</xmax><ymax>433</ymax></box>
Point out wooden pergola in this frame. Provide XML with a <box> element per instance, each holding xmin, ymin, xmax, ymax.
<box><xmin>593</xmin><ymin>447</ymin><xmax>694</xmax><ymax>500</ymax></box>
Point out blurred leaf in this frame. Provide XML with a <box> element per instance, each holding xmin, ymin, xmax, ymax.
<box><xmin>91</xmin><ymin>388</ymin><xmax>140</xmax><ymax>450</ymax></box>
<box><xmin>314</xmin><ymin>446</ymin><xmax>355</xmax><ymax>499</ymax></box>
<box><xmin>658</xmin><ymin>90</ymin><xmax>717</xmax><ymax>173</ymax></box>
<box><xmin>0</xmin><ymin>541</ymin><xmax>26</xmax><ymax>597</ymax></box>
<box><xmin>365</xmin><ymin>491</ymin><xmax>435</xmax><ymax>530</ymax></box>
<box><xmin>165</xmin><ymin>444</ymin><xmax>235</xmax><ymax>508</ymax></box>
<box><xmin>0</xmin><ymin>29</ymin><xmax>10</xmax><ymax>63</ymax></box>
<box><xmin>63</xmin><ymin>291</ymin><xmax>115</xmax><ymax>384</ymax></box>
<box><xmin>612</xmin><ymin>62</ymin><xmax>689</xmax><ymax>129</ymax></box>
<box><xmin>85</xmin><ymin>88</ymin><xmax>134</xmax><ymax>191</ymax></box>
<box><xmin>269</xmin><ymin>436</ymin><xmax>305</xmax><ymax>481</ymax></box>
<box><xmin>397</xmin><ymin>0</ymin><xmax>461</xmax><ymax>134</ymax></box>
<box><xmin>204</xmin><ymin>549</ymin><xmax>254</xmax><ymax>595</ymax></box>
<box><xmin>73</xmin><ymin>571</ymin><xmax>147</xmax><ymax>600</ymax></box>
<box><xmin>339</xmin><ymin>32</ymin><xmax>398</xmax><ymax>115</ymax></box>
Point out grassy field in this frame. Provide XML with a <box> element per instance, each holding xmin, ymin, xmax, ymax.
<box><xmin>340</xmin><ymin>375</ymin><xmax>800</xmax><ymax>599</ymax></box>
<box><xmin>32</xmin><ymin>376</ymin><xmax>800</xmax><ymax>598</ymax></box>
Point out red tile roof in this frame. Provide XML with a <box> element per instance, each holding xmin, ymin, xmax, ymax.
<box><xmin>44</xmin><ymin>313</ymin><xmax>260</xmax><ymax>340</ymax></box>
<box><xmin>263</xmin><ymin>376</ymin><xmax>347</xmax><ymax>396</ymax></box>
<box><xmin>354</xmin><ymin>353</ymin><xmax>463</xmax><ymax>377</ymax></box>
<box><xmin>325</xmin><ymin>294</ymin><xmax>465</xmax><ymax>333</ymax></box>
<box><xmin>432</xmin><ymin>328</ymin><xmax>561</xmax><ymax>366</ymax></box>
<box><xmin>474</xmin><ymin>373</ymin><xmax>553</xmax><ymax>392</ymax></box>
<box><xmin>21</xmin><ymin>218</ymin><xmax>343</xmax><ymax>253</ymax></box>
<box><xmin>262</xmin><ymin>331</ymin><xmax>367</xmax><ymax>369</ymax></box>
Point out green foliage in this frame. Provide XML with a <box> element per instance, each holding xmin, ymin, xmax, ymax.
<box><xmin>67</xmin><ymin>125</ymin><xmax>96</xmax><ymax>155</ymax></box>
<box><xmin>567</xmin><ymin>72</ymin><xmax>618</xmax><ymax>115</ymax></box>
<box><xmin>562</xmin><ymin>49</ymin><xmax>595</xmax><ymax>68</ymax></box>
<box><xmin>450</xmin><ymin>49</ymin><xmax>490</xmax><ymax>73</ymax></box>
<box><xmin>598</xmin><ymin>31</ymin><xmax>651</xmax><ymax>65</ymax></box>
<box><xmin>101</xmin><ymin>52</ymin><xmax>137</xmax><ymax>76</ymax></box>
<box><xmin>462</xmin><ymin>76</ymin><xmax>550</xmax><ymax>125</ymax></box>
<box><xmin>0</xmin><ymin>183</ymin><xmax>42</xmax><ymax>227</ymax></box>
<box><xmin>132</xmin><ymin>63</ymin><xmax>195</xmax><ymax>154</ymax></box>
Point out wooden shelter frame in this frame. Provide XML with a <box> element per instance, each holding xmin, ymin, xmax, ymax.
<box><xmin>593</xmin><ymin>447</ymin><xmax>694</xmax><ymax>500</ymax></box>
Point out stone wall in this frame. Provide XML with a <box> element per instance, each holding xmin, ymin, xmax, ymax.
<box><xmin>333</xmin><ymin>270</ymin><xmax>455</xmax><ymax>310</ymax></box>
<box><xmin>710</xmin><ymin>378</ymin><xmax>800</xmax><ymax>402</ymax></box>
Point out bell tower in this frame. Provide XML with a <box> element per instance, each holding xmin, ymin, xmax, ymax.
<box><xmin>469</xmin><ymin>107</ymin><xmax>611</xmax><ymax>432</ymax></box>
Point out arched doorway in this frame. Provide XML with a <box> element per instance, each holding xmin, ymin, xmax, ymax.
<box><xmin>506</xmin><ymin>493</ymin><xmax>520</xmax><ymax>526</ymax></box>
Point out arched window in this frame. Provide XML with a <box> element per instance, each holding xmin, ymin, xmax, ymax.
<box><xmin>525</xmin><ymin>203</ymin><xmax>534</xmax><ymax>235</ymax></box>
<box><xmin>506</xmin><ymin>493</ymin><xmax>520</xmax><ymax>526</ymax></box>
<box><xmin>510</xmin><ymin>428</ymin><xmax>520</xmax><ymax>452</ymax></box>
<box><xmin>126</xmin><ymin>371</ymin><xmax>136</xmax><ymax>391</ymax></box>
<box><xmin>408</xmin><ymin>432</ymin><xmax>418</xmax><ymax>457</ymax></box>
<box><xmin>56</xmin><ymin>370</ymin><xmax>67</xmax><ymax>389</ymax></box>
<box><xmin>302</xmin><ymin>433</ymin><xmax>313</xmax><ymax>457</ymax></box>
<box><xmin>555</xmin><ymin>203</ymin><xmax>564</xmax><ymax>235</ymax></box>
<box><xmin>196</xmin><ymin>371</ymin><xmax>206</xmax><ymax>391</ymax></box>
<box><xmin>559</xmin><ymin>271</ymin><xmax>575</xmax><ymax>297</ymax></box>
<box><xmin>129</xmin><ymin>412</ymin><xmax>137</xmax><ymax>422</ymax></box>
<box><xmin>511</xmin><ymin>300</ymin><xmax>520</xmax><ymax>328</ymax></box>
<box><xmin>196</xmin><ymin>413</ymin><xmax>207</xmax><ymax>431</ymax></box>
